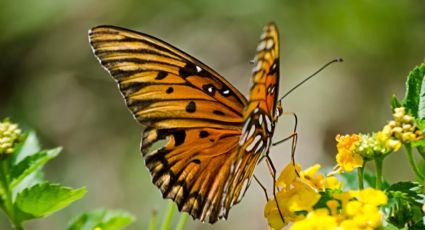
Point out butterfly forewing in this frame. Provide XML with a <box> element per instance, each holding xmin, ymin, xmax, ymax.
<box><xmin>89</xmin><ymin>23</ymin><xmax>280</xmax><ymax>223</ymax></box>
<box><xmin>89</xmin><ymin>26</ymin><xmax>247</xmax><ymax>129</ymax></box>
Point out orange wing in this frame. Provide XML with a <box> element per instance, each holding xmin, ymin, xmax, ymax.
<box><xmin>234</xmin><ymin>23</ymin><xmax>280</xmax><ymax>204</ymax></box>
<box><xmin>88</xmin><ymin>25</ymin><xmax>278</xmax><ymax>223</ymax></box>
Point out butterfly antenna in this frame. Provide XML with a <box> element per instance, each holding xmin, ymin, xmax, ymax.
<box><xmin>278</xmin><ymin>58</ymin><xmax>343</xmax><ymax>103</ymax></box>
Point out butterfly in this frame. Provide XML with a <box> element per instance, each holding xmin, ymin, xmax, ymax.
<box><xmin>89</xmin><ymin>22</ymin><xmax>282</xmax><ymax>223</ymax></box>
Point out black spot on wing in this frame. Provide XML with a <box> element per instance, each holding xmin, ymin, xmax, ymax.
<box><xmin>202</xmin><ymin>84</ymin><xmax>216</xmax><ymax>96</ymax></box>
<box><xmin>199</xmin><ymin>130</ymin><xmax>209</xmax><ymax>138</ymax></box>
<box><xmin>172</xmin><ymin>130</ymin><xmax>186</xmax><ymax>146</ymax></box>
<box><xmin>186</xmin><ymin>101</ymin><xmax>196</xmax><ymax>113</ymax></box>
<box><xmin>179</xmin><ymin>63</ymin><xmax>198</xmax><ymax>78</ymax></box>
<box><xmin>192</xmin><ymin>159</ymin><xmax>201</xmax><ymax>164</ymax></box>
<box><xmin>166</xmin><ymin>87</ymin><xmax>174</xmax><ymax>94</ymax></box>
<box><xmin>269</xmin><ymin>59</ymin><xmax>279</xmax><ymax>75</ymax></box>
<box><xmin>155</xmin><ymin>71</ymin><xmax>168</xmax><ymax>80</ymax></box>
<box><xmin>213</xmin><ymin>110</ymin><xmax>225</xmax><ymax>116</ymax></box>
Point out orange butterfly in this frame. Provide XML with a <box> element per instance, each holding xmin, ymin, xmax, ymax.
<box><xmin>89</xmin><ymin>23</ymin><xmax>282</xmax><ymax>223</ymax></box>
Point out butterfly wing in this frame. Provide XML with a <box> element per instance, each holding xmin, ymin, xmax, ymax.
<box><xmin>89</xmin><ymin>26</ymin><xmax>261</xmax><ymax>223</ymax></box>
<box><xmin>228</xmin><ymin>23</ymin><xmax>280</xmax><ymax>208</ymax></box>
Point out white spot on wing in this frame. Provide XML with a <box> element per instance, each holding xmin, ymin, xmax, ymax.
<box><xmin>257</xmin><ymin>41</ymin><xmax>266</xmax><ymax>51</ymax></box>
<box><xmin>222</xmin><ymin>89</ymin><xmax>230</xmax><ymax>95</ymax></box>
<box><xmin>265</xmin><ymin>115</ymin><xmax>272</xmax><ymax>133</ymax></box>
<box><xmin>239</xmin><ymin>131</ymin><xmax>248</xmax><ymax>146</ymax></box>
<box><xmin>196</xmin><ymin>65</ymin><xmax>202</xmax><ymax>73</ymax></box>
<box><xmin>247</xmin><ymin>124</ymin><xmax>256</xmax><ymax>139</ymax></box>
<box><xmin>246</xmin><ymin>134</ymin><xmax>261</xmax><ymax>152</ymax></box>
<box><xmin>252</xmin><ymin>61</ymin><xmax>262</xmax><ymax>73</ymax></box>
<box><xmin>241</xmin><ymin>118</ymin><xmax>250</xmax><ymax>135</ymax></box>
<box><xmin>254</xmin><ymin>139</ymin><xmax>264</xmax><ymax>154</ymax></box>
<box><xmin>266</xmin><ymin>39</ymin><xmax>274</xmax><ymax>49</ymax></box>
<box><xmin>207</xmin><ymin>86</ymin><xmax>213</xmax><ymax>93</ymax></box>
<box><xmin>259</xmin><ymin>114</ymin><xmax>263</xmax><ymax>125</ymax></box>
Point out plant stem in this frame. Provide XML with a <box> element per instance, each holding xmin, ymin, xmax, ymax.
<box><xmin>357</xmin><ymin>166</ymin><xmax>364</xmax><ymax>190</ymax></box>
<box><xmin>149</xmin><ymin>209</ymin><xmax>158</xmax><ymax>230</ymax></box>
<box><xmin>175</xmin><ymin>213</ymin><xmax>188</xmax><ymax>230</ymax></box>
<box><xmin>160</xmin><ymin>201</ymin><xmax>176</xmax><ymax>230</ymax></box>
<box><xmin>374</xmin><ymin>157</ymin><xmax>383</xmax><ymax>189</ymax></box>
<box><xmin>0</xmin><ymin>159</ymin><xmax>23</xmax><ymax>229</ymax></box>
<box><xmin>405</xmin><ymin>144</ymin><xmax>425</xmax><ymax>180</ymax></box>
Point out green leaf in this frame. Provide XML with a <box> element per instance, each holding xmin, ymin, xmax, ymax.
<box><xmin>10</xmin><ymin>148</ymin><xmax>61</xmax><ymax>189</ymax></box>
<box><xmin>15</xmin><ymin>183</ymin><xmax>86</xmax><ymax>220</ymax></box>
<box><xmin>383</xmin><ymin>181</ymin><xmax>425</xmax><ymax>228</ymax></box>
<box><xmin>68</xmin><ymin>209</ymin><xmax>135</xmax><ymax>230</ymax></box>
<box><xmin>12</xmin><ymin>131</ymin><xmax>41</xmax><ymax>164</ymax></box>
<box><xmin>390</xmin><ymin>94</ymin><xmax>402</xmax><ymax>110</ymax></box>
<box><xmin>381</xmin><ymin>222</ymin><xmax>407</xmax><ymax>230</ymax></box>
<box><xmin>402</xmin><ymin>61</ymin><xmax>425</xmax><ymax>119</ymax></box>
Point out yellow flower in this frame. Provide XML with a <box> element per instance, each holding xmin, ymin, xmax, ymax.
<box><xmin>336</xmin><ymin>134</ymin><xmax>363</xmax><ymax>172</ymax></box>
<box><xmin>266</xmin><ymin>163</ymin><xmax>329</xmax><ymax>229</ymax></box>
<box><xmin>0</xmin><ymin>119</ymin><xmax>22</xmax><ymax>156</ymax></box>
<box><xmin>276</xmin><ymin>162</ymin><xmax>300</xmax><ymax>189</ymax></box>
<box><xmin>290</xmin><ymin>209</ymin><xmax>337</xmax><ymax>230</ymax></box>
<box><xmin>300</xmin><ymin>164</ymin><xmax>325</xmax><ymax>190</ymax></box>
<box><xmin>324</xmin><ymin>176</ymin><xmax>342</xmax><ymax>190</ymax></box>
<box><xmin>353</xmin><ymin>188</ymin><xmax>387</xmax><ymax>206</ymax></box>
<box><xmin>333</xmin><ymin>188</ymin><xmax>387</xmax><ymax>229</ymax></box>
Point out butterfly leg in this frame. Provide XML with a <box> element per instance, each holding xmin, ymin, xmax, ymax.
<box><xmin>265</xmin><ymin>155</ymin><xmax>285</xmax><ymax>223</ymax></box>
<box><xmin>273</xmin><ymin>112</ymin><xmax>299</xmax><ymax>172</ymax></box>
<box><xmin>253</xmin><ymin>174</ymin><xmax>269</xmax><ymax>201</ymax></box>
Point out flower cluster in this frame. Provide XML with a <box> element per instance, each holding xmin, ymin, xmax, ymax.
<box><xmin>291</xmin><ymin>188</ymin><xmax>387</xmax><ymax>230</ymax></box>
<box><xmin>264</xmin><ymin>163</ymin><xmax>388</xmax><ymax>230</ymax></box>
<box><xmin>0</xmin><ymin>119</ymin><xmax>22</xmax><ymax>156</ymax></box>
<box><xmin>334</xmin><ymin>107</ymin><xmax>423</xmax><ymax>173</ymax></box>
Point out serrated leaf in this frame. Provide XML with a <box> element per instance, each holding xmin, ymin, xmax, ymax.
<box><xmin>402</xmin><ymin>61</ymin><xmax>425</xmax><ymax>119</ymax></box>
<box><xmin>383</xmin><ymin>181</ymin><xmax>424</xmax><ymax>228</ymax></box>
<box><xmin>68</xmin><ymin>209</ymin><xmax>135</xmax><ymax>230</ymax></box>
<box><xmin>10</xmin><ymin>148</ymin><xmax>61</xmax><ymax>189</ymax></box>
<box><xmin>390</xmin><ymin>95</ymin><xmax>402</xmax><ymax>110</ymax></box>
<box><xmin>15</xmin><ymin>183</ymin><xmax>86</xmax><ymax>220</ymax></box>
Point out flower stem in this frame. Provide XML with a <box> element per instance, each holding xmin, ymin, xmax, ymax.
<box><xmin>405</xmin><ymin>144</ymin><xmax>424</xmax><ymax>180</ymax></box>
<box><xmin>148</xmin><ymin>209</ymin><xmax>158</xmax><ymax>230</ymax></box>
<box><xmin>0</xmin><ymin>159</ymin><xmax>24</xmax><ymax>229</ymax></box>
<box><xmin>175</xmin><ymin>213</ymin><xmax>189</xmax><ymax>230</ymax></box>
<box><xmin>374</xmin><ymin>157</ymin><xmax>383</xmax><ymax>189</ymax></box>
<box><xmin>160</xmin><ymin>201</ymin><xmax>176</xmax><ymax>230</ymax></box>
<box><xmin>357</xmin><ymin>166</ymin><xmax>364</xmax><ymax>190</ymax></box>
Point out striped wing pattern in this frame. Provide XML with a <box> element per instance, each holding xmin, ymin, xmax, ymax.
<box><xmin>89</xmin><ymin>25</ymin><xmax>279</xmax><ymax>223</ymax></box>
<box><xmin>238</xmin><ymin>23</ymin><xmax>280</xmax><ymax>174</ymax></box>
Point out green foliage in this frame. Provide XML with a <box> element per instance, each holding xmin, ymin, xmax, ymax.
<box><xmin>68</xmin><ymin>209</ymin><xmax>135</xmax><ymax>230</ymax></box>
<box><xmin>383</xmin><ymin>182</ymin><xmax>425</xmax><ymax>228</ymax></box>
<box><xmin>390</xmin><ymin>95</ymin><xmax>402</xmax><ymax>110</ymax></box>
<box><xmin>401</xmin><ymin>61</ymin><xmax>425</xmax><ymax>119</ymax></box>
<box><xmin>0</xmin><ymin>126</ymin><xmax>86</xmax><ymax>229</ymax></box>
<box><xmin>335</xmin><ymin>168</ymin><xmax>389</xmax><ymax>190</ymax></box>
<box><xmin>16</xmin><ymin>183</ymin><xmax>85</xmax><ymax>219</ymax></box>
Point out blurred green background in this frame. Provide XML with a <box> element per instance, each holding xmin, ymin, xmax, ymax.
<box><xmin>1</xmin><ymin>0</ymin><xmax>424</xmax><ymax>229</ymax></box>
